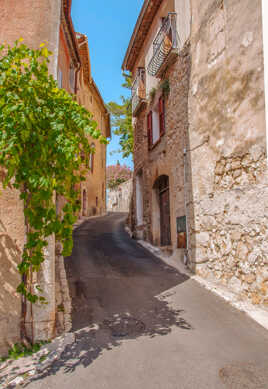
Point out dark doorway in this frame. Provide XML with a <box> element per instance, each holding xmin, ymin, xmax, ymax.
<box><xmin>82</xmin><ymin>189</ymin><xmax>87</xmax><ymax>216</ymax></box>
<box><xmin>155</xmin><ymin>175</ymin><xmax>171</xmax><ymax>246</ymax></box>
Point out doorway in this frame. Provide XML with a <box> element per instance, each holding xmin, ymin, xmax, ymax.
<box><xmin>82</xmin><ymin>189</ymin><xmax>87</xmax><ymax>216</ymax></box>
<box><xmin>154</xmin><ymin>175</ymin><xmax>171</xmax><ymax>246</ymax></box>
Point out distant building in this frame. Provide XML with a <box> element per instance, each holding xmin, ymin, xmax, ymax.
<box><xmin>107</xmin><ymin>179</ymin><xmax>133</xmax><ymax>213</ymax></box>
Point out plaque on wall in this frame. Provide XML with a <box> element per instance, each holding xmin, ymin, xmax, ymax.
<box><xmin>177</xmin><ymin>216</ymin><xmax>187</xmax><ymax>249</ymax></box>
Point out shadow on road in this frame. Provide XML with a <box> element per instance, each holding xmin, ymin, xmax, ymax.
<box><xmin>26</xmin><ymin>213</ymin><xmax>192</xmax><ymax>384</ymax></box>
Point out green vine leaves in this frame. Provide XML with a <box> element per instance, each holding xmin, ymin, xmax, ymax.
<box><xmin>0</xmin><ymin>40</ymin><xmax>107</xmax><ymax>303</ymax></box>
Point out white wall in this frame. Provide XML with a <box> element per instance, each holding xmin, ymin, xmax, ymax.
<box><xmin>174</xmin><ymin>0</ymin><xmax>191</xmax><ymax>48</ymax></box>
<box><xmin>262</xmin><ymin>0</ymin><xmax>268</xmax><ymax>159</ymax></box>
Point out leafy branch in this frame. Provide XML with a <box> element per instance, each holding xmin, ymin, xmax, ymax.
<box><xmin>0</xmin><ymin>40</ymin><xmax>107</xmax><ymax>304</ymax></box>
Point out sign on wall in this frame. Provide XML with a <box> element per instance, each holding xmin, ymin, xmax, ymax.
<box><xmin>177</xmin><ymin>216</ymin><xmax>187</xmax><ymax>249</ymax></box>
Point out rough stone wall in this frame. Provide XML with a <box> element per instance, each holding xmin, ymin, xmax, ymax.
<box><xmin>0</xmin><ymin>0</ymin><xmax>61</xmax><ymax>353</ymax></box>
<box><xmin>188</xmin><ymin>0</ymin><xmax>268</xmax><ymax>306</ymax></box>
<box><xmin>0</xmin><ymin>183</ymin><xmax>24</xmax><ymax>355</ymax></box>
<box><xmin>55</xmin><ymin>245</ymin><xmax>72</xmax><ymax>335</ymax></box>
<box><xmin>107</xmin><ymin>180</ymin><xmax>133</xmax><ymax>213</ymax></box>
<box><xmin>132</xmin><ymin>42</ymin><xmax>191</xmax><ymax>249</ymax></box>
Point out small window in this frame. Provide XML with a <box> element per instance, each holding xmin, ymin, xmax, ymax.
<box><xmin>96</xmin><ymin>196</ymin><xmax>98</xmax><ymax>207</ymax></box>
<box><xmin>57</xmin><ymin>68</ymin><xmax>63</xmax><ymax>89</ymax></box>
<box><xmin>147</xmin><ymin>111</ymin><xmax>153</xmax><ymax>150</ymax></box>
<box><xmin>69</xmin><ymin>66</ymin><xmax>75</xmax><ymax>92</ymax></box>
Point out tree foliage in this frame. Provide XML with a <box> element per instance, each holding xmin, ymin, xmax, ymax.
<box><xmin>0</xmin><ymin>40</ymin><xmax>107</xmax><ymax>302</ymax></box>
<box><xmin>107</xmin><ymin>73</ymin><xmax>133</xmax><ymax>158</ymax></box>
<box><xmin>106</xmin><ymin>163</ymin><xmax>132</xmax><ymax>190</ymax></box>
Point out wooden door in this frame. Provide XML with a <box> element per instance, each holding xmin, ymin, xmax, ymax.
<box><xmin>82</xmin><ymin>190</ymin><xmax>86</xmax><ymax>216</ymax></box>
<box><xmin>159</xmin><ymin>188</ymin><xmax>171</xmax><ymax>246</ymax></box>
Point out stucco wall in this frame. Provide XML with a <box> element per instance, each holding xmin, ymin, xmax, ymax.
<box><xmin>0</xmin><ymin>184</ymin><xmax>25</xmax><ymax>355</ymax></box>
<box><xmin>188</xmin><ymin>0</ymin><xmax>268</xmax><ymax>306</ymax></box>
<box><xmin>77</xmin><ymin>72</ymin><xmax>108</xmax><ymax>217</ymax></box>
<box><xmin>0</xmin><ymin>0</ymin><xmax>61</xmax><ymax>353</ymax></box>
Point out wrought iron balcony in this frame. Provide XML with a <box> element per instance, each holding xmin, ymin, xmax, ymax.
<box><xmin>131</xmin><ymin>68</ymin><xmax>146</xmax><ymax>116</ymax></box>
<box><xmin>148</xmin><ymin>13</ymin><xmax>179</xmax><ymax>78</ymax></box>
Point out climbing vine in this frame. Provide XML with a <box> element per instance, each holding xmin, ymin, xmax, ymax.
<box><xmin>0</xmin><ymin>40</ymin><xmax>107</xmax><ymax>303</ymax></box>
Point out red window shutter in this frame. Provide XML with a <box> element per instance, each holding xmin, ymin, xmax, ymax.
<box><xmin>159</xmin><ymin>96</ymin><xmax>165</xmax><ymax>136</ymax></box>
<box><xmin>147</xmin><ymin>111</ymin><xmax>153</xmax><ymax>150</ymax></box>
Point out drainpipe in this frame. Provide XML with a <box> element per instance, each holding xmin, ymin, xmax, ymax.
<box><xmin>183</xmin><ymin>135</ymin><xmax>210</xmax><ymax>267</ymax></box>
<box><xmin>75</xmin><ymin>62</ymin><xmax>81</xmax><ymax>95</ymax></box>
<box><xmin>183</xmin><ymin>148</ymin><xmax>190</xmax><ymax>266</ymax></box>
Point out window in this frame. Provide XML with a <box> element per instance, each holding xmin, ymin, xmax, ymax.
<box><xmin>96</xmin><ymin>196</ymin><xmax>98</xmax><ymax>207</ymax></box>
<box><xmin>57</xmin><ymin>68</ymin><xmax>63</xmax><ymax>89</ymax></box>
<box><xmin>147</xmin><ymin>111</ymin><xmax>152</xmax><ymax>150</ymax></box>
<box><xmin>69</xmin><ymin>66</ymin><xmax>75</xmax><ymax>92</ymax></box>
<box><xmin>147</xmin><ymin>95</ymin><xmax>165</xmax><ymax>149</ymax></box>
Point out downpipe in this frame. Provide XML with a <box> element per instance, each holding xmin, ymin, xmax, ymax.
<box><xmin>183</xmin><ymin>135</ymin><xmax>209</xmax><ymax>267</ymax></box>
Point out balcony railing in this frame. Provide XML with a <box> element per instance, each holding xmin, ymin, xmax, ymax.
<box><xmin>131</xmin><ymin>68</ymin><xmax>146</xmax><ymax>116</ymax></box>
<box><xmin>147</xmin><ymin>13</ymin><xmax>179</xmax><ymax>77</ymax></box>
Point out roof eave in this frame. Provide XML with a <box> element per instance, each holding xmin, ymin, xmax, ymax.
<box><xmin>122</xmin><ymin>0</ymin><xmax>150</xmax><ymax>71</ymax></box>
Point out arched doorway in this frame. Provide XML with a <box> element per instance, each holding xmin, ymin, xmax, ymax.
<box><xmin>153</xmin><ymin>175</ymin><xmax>171</xmax><ymax>246</ymax></box>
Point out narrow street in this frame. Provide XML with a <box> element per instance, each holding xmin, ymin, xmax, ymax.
<box><xmin>27</xmin><ymin>213</ymin><xmax>268</xmax><ymax>389</ymax></box>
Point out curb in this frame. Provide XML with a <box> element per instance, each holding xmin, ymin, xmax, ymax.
<box><xmin>136</xmin><ymin>239</ymin><xmax>268</xmax><ymax>332</ymax></box>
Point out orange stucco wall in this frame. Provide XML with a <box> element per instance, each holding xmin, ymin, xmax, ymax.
<box><xmin>0</xmin><ymin>0</ymin><xmax>61</xmax><ymax>354</ymax></box>
<box><xmin>77</xmin><ymin>71</ymin><xmax>108</xmax><ymax>217</ymax></box>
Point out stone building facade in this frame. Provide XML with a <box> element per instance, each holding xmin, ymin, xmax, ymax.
<box><xmin>188</xmin><ymin>0</ymin><xmax>268</xmax><ymax>306</ymax></box>
<box><xmin>107</xmin><ymin>179</ymin><xmax>133</xmax><ymax>213</ymax></box>
<box><xmin>0</xmin><ymin>0</ymin><xmax>109</xmax><ymax>354</ymax></box>
<box><xmin>77</xmin><ymin>33</ymin><xmax>110</xmax><ymax>218</ymax></box>
<box><xmin>123</xmin><ymin>0</ymin><xmax>268</xmax><ymax>306</ymax></box>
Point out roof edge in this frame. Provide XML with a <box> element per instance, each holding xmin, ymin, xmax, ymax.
<box><xmin>122</xmin><ymin>0</ymin><xmax>150</xmax><ymax>70</ymax></box>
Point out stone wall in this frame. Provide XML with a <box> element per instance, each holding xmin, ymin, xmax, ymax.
<box><xmin>107</xmin><ymin>180</ymin><xmax>133</xmax><ymax>213</ymax></box>
<box><xmin>0</xmin><ymin>184</ymin><xmax>25</xmax><ymax>355</ymax></box>
<box><xmin>187</xmin><ymin>0</ymin><xmax>268</xmax><ymax>306</ymax></box>
<box><xmin>55</xmin><ymin>244</ymin><xmax>72</xmax><ymax>335</ymax></box>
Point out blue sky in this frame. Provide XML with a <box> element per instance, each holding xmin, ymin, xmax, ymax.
<box><xmin>72</xmin><ymin>0</ymin><xmax>144</xmax><ymax>168</ymax></box>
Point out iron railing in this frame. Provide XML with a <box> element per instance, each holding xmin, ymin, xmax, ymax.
<box><xmin>147</xmin><ymin>13</ymin><xmax>179</xmax><ymax>77</ymax></box>
<box><xmin>131</xmin><ymin>68</ymin><xmax>146</xmax><ymax>115</ymax></box>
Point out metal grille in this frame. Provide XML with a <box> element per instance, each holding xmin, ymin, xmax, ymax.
<box><xmin>147</xmin><ymin>13</ymin><xmax>179</xmax><ymax>77</ymax></box>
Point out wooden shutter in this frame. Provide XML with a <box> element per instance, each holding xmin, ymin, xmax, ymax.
<box><xmin>147</xmin><ymin>111</ymin><xmax>153</xmax><ymax>150</ymax></box>
<box><xmin>159</xmin><ymin>96</ymin><xmax>165</xmax><ymax>136</ymax></box>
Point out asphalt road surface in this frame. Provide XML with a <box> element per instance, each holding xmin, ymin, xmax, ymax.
<box><xmin>27</xmin><ymin>213</ymin><xmax>268</xmax><ymax>389</ymax></box>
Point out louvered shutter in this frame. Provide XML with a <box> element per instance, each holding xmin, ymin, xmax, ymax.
<box><xmin>147</xmin><ymin>111</ymin><xmax>153</xmax><ymax>150</ymax></box>
<box><xmin>159</xmin><ymin>96</ymin><xmax>165</xmax><ymax>136</ymax></box>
